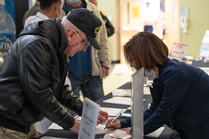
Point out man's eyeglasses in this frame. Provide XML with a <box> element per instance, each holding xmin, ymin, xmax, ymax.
<box><xmin>67</xmin><ymin>30</ymin><xmax>90</xmax><ymax>48</ymax></box>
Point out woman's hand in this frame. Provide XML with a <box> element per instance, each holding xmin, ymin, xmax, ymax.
<box><xmin>105</xmin><ymin>118</ymin><xmax>121</xmax><ymax>130</ymax></box>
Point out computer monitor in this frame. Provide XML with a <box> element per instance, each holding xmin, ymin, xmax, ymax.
<box><xmin>131</xmin><ymin>67</ymin><xmax>144</xmax><ymax>139</ymax></box>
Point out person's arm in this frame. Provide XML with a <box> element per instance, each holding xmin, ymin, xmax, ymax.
<box><xmin>144</xmin><ymin>87</ymin><xmax>158</xmax><ymax>121</ymax></box>
<box><xmin>106</xmin><ymin>118</ymin><xmax>121</xmax><ymax>129</ymax></box>
<box><xmin>97</xmin><ymin>19</ymin><xmax>111</xmax><ymax>71</ymax></box>
<box><xmin>106</xmin><ymin>118</ymin><xmax>131</xmax><ymax>135</ymax></box>
<box><xmin>18</xmin><ymin>39</ymin><xmax>75</xmax><ymax>130</ymax></box>
<box><xmin>102</xmin><ymin>66</ymin><xmax>109</xmax><ymax>77</ymax></box>
<box><xmin>144</xmin><ymin>67</ymin><xmax>190</xmax><ymax>135</ymax></box>
<box><xmin>120</xmin><ymin>118</ymin><xmax>131</xmax><ymax>128</ymax></box>
<box><xmin>58</xmin><ymin>84</ymin><xmax>83</xmax><ymax>115</ymax></box>
<box><xmin>89</xmin><ymin>4</ymin><xmax>111</xmax><ymax>71</ymax></box>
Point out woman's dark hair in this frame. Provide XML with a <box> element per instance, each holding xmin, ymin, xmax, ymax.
<box><xmin>39</xmin><ymin>0</ymin><xmax>61</xmax><ymax>9</ymax></box>
<box><xmin>124</xmin><ymin>31</ymin><xmax>169</xmax><ymax>70</ymax></box>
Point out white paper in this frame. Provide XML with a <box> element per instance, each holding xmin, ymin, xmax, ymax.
<box><xmin>199</xmin><ymin>67</ymin><xmax>209</xmax><ymax>75</ymax></box>
<box><xmin>200</xmin><ymin>30</ymin><xmax>209</xmax><ymax>58</ymax></box>
<box><xmin>48</xmin><ymin>123</ymin><xmax>114</xmax><ymax>135</ymax></box>
<box><xmin>100</xmin><ymin>107</ymin><xmax>126</xmax><ymax>117</ymax></box>
<box><xmin>108</xmin><ymin>131</ymin><xmax>132</xmax><ymax>139</ymax></box>
<box><xmin>144</xmin><ymin>86</ymin><xmax>151</xmax><ymax>94</ymax></box>
<box><xmin>145</xmin><ymin>127</ymin><xmax>165</xmax><ymax>137</ymax></box>
<box><xmin>121</xmin><ymin>113</ymin><xmax>131</xmax><ymax>118</ymax></box>
<box><xmin>78</xmin><ymin>98</ymin><xmax>100</xmax><ymax>139</ymax></box>
<box><xmin>183</xmin><ymin>56</ymin><xmax>194</xmax><ymax>60</ymax></box>
<box><xmin>48</xmin><ymin>123</ymin><xmax>63</xmax><ymax>130</ymax></box>
<box><xmin>48</xmin><ymin>115</ymin><xmax>81</xmax><ymax>130</ymax></box>
<box><xmin>112</xmin><ymin>89</ymin><xmax>131</xmax><ymax>97</ymax></box>
<box><xmin>95</xmin><ymin>125</ymin><xmax>114</xmax><ymax>135</ymax></box>
<box><xmin>103</xmin><ymin>97</ymin><xmax>131</xmax><ymax>105</ymax></box>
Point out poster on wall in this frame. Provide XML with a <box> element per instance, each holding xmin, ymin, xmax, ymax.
<box><xmin>0</xmin><ymin>0</ymin><xmax>16</xmax><ymax>66</ymax></box>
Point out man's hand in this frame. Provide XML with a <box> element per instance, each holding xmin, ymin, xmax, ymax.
<box><xmin>70</xmin><ymin>119</ymin><xmax>81</xmax><ymax>134</ymax></box>
<box><xmin>97</xmin><ymin>110</ymin><xmax>108</xmax><ymax>124</ymax></box>
<box><xmin>102</xmin><ymin>66</ymin><xmax>109</xmax><ymax>77</ymax></box>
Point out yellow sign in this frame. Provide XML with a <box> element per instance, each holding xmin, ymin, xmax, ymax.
<box><xmin>100</xmin><ymin>10</ymin><xmax>105</xmax><ymax>15</ymax></box>
<box><xmin>132</xmin><ymin>7</ymin><xmax>139</xmax><ymax>19</ymax></box>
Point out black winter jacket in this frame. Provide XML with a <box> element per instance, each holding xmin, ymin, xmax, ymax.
<box><xmin>0</xmin><ymin>19</ymin><xmax>83</xmax><ymax>133</ymax></box>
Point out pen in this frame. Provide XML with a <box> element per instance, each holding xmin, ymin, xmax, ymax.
<box><xmin>74</xmin><ymin>115</ymin><xmax>79</xmax><ymax>119</ymax></box>
<box><xmin>104</xmin><ymin>112</ymin><xmax>122</xmax><ymax>129</ymax></box>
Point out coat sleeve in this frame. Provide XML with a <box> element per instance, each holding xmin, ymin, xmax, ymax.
<box><xmin>120</xmin><ymin>117</ymin><xmax>131</xmax><ymax>128</ymax></box>
<box><xmin>144</xmin><ymin>87</ymin><xmax>158</xmax><ymax>121</ymax></box>
<box><xmin>58</xmin><ymin>84</ymin><xmax>83</xmax><ymax>116</ymax></box>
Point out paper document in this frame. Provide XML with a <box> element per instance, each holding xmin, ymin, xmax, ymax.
<box><xmin>145</xmin><ymin>127</ymin><xmax>165</xmax><ymax>137</ymax></box>
<box><xmin>121</xmin><ymin>113</ymin><xmax>131</xmax><ymax>118</ymax></box>
<box><xmin>144</xmin><ymin>86</ymin><xmax>151</xmax><ymax>94</ymax></box>
<box><xmin>112</xmin><ymin>89</ymin><xmax>131</xmax><ymax>97</ymax></box>
<box><xmin>95</xmin><ymin>125</ymin><xmax>114</xmax><ymax>135</ymax></box>
<box><xmin>199</xmin><ymin>67</ymin><xmax>209</xmax><ymax>75</ymax></box>
<box><xmin>100</xmin><ymin>107</ymin><xmax>126</xmax><ymax>117</ymax></box>
<box><xmin>48</xmin><ymin>123</ymin><xmax>114</xmax><ymax>135</ymax></box>
<box><xmin>183</xmin><ymin>56</ymin><xmax>194</xmax><ymax>60</ymax></box>
<box><xmin>79</xmin><ymin>98</ymin><xmax>100</xmax><ymax>139</ymax></box>
<box><xmin>103</xmin><ymin>97</ymin><xmax>131</xmax><ymax>105</ymax></box>
<box><xmin>48</xmin><ymin>123</ymin><xmax>63</xmax><ymax>130</ymax></box>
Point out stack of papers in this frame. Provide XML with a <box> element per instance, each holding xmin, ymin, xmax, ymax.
<box><xmin>100</xmin><ymin>107</ymin><xmax>126</xmax><ymax>117</ymax></box>
<box><xmin>112</xmin><ymin>89</ymin><xmax>131</xmax><ymax>97</ymax></box>
<box><xmin>103</xmin><ymin>97</ymin><xmax>131</xmax><ymax>105</ymax></box>
<box><xmin>145</xmin><ymin>127</ymin><xmax>165</xmax><ymax>137</ymax></box>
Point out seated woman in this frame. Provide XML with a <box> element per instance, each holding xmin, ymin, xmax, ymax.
<box><xmin>106</xmin><ymin>31</ymin><xmax>209</xmax><ymax>139</ymax></box>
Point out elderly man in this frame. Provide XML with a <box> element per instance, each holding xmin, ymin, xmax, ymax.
<box><xmin>0</xmin><ymin>8</ymin><xmax>108</xmax><ymax>139</ymax></box>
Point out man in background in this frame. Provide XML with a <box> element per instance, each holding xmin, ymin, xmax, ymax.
<box><xmin>24</xmin><ymin>0</ymin><xmax>64</xmax><ymax>27</ymax></box>
<box><xmin>23</xmin><ymin>0</ymin><xmax>66</xmax><ymax>26</ymax></box>
<box><xmin>143</xmin><ymin>2</ymin><xmax>154</xmax><ymax>32</ymax></box>
<box><xmin>23</xmin><ymin>0</ymin><xmax>40</xmax><ymax>25</ymax></box>
<box><xmin>63</xmin><ymin>0</ymin><xmax>111</xmax><ymax>101</ymax></box>
<box><xmin>88</xmin><ymin>0</ymin><xmax>115</xmax><ymax>37</ymax></box>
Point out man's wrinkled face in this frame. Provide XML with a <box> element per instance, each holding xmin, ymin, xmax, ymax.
<box><xmin>65</xmin><ymin>29</ymin><xmax>90</xmax><ymax>57</ymax></box>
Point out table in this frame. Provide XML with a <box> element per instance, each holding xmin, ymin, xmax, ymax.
<box><xmin>182</xmin><ymin>57</ymin><xmax>209</xmax><ymax>67</ymax></box>
<box><xmin>98</xmin><ymin>82</ymin><xmax>173</xmax><ymax>139</ymax></box>
<box><xmin>39</xmin><ymin>82</ymin><xmax>173</xmax><ymax>139</ymax></box>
